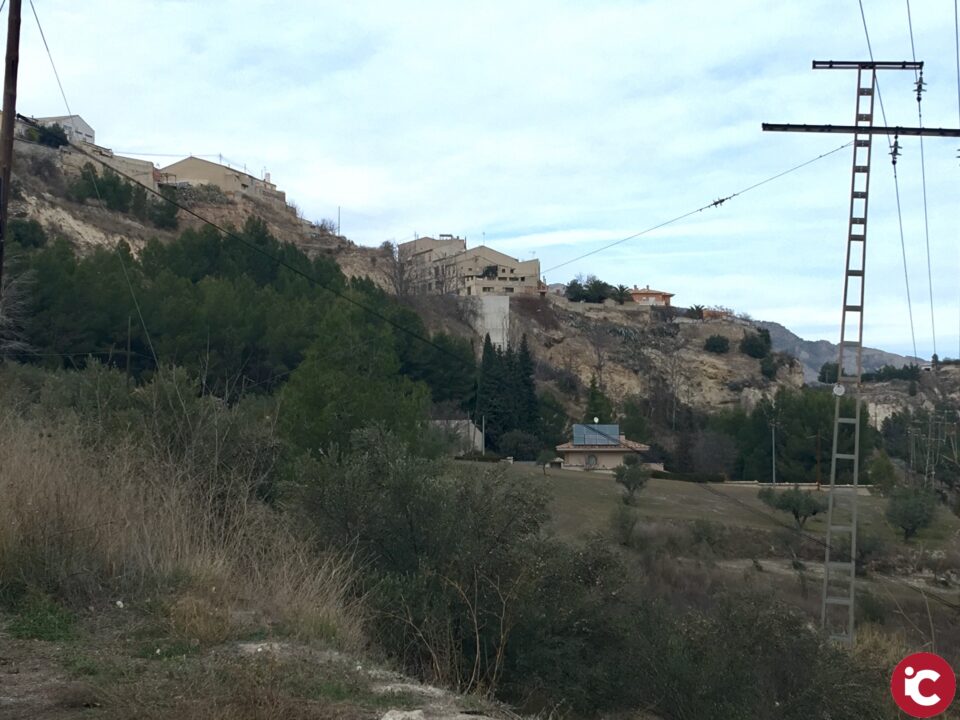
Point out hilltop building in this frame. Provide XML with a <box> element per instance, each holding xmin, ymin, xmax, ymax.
<box><xmin>35</xmin><ymin>114</ymin><xmax>95</xmax><ymax>144</ymax></box>
<box><xmin>398</xmin><ymin>234</ymin><xmax>542</xmax><ymax>297</ymax></box>
<box><xmin>628</xmin><ymin>285</ymin><xmax>674</xmax><ymax>307</ymax></box>
<box><xmin>159</xmin><ymin>156</ymin><xmax>292</xmax><ymax>213</ymax></box>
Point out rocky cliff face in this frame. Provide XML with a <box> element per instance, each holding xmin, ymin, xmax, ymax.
<box><xmin>509</xmin><ymin>296</ymin><xmax>804</xmax><ymax>417</ymax></box>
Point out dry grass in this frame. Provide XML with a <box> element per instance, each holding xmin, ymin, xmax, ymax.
<box><xmin>0</xmin><ymin>413</ymin><xmax>363</xmax><ymax>650</ymax></box>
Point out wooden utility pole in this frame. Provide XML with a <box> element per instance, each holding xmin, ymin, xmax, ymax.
<box><xmin>764</xmin><ymin>59</ymin><xmax>960</xmax><ymax>647</ymax></box>
<box><xmin>0</xmin><ymin>0</ymin><xmax>21</xmax><ymax>302</ymax></box>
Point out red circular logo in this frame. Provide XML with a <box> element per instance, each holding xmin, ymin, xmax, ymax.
<box><xmin>891</xmin><ymin>652</ymin><xmax>956</xmax><ymax>718</ymax></box>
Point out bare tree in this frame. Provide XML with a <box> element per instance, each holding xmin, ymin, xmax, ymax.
<box><xmin>382</xmin><ymin>241</ymin><xmax>414</xmax><ymax>298</ymax></box>
<box><xmin>585</xmin><ymin>324</ymin><xmax>613</xmax><ymax>391</ymax></box>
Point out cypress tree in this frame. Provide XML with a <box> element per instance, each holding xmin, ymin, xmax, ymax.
<box><xmin>517</xmin><ymin>334</ymin><xmax>539</xmax><ymax>434</ymax></box>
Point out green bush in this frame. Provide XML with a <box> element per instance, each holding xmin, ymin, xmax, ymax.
<box><xmin>739</xmin><ymin>330</ymin><xmax>771</xmax><ymax>359</ymax></box>
<box><xmin>758</xmin><ymin>485</ymin><xmax>826</xmax><ymax>529</ymax></box>
<box><xmin>8</xmin><ymin>218</ymin><xmax>47</xmax><ymax>248</ymax></box>
<box><xmin>614</xmin><ymin>463</ymin><xmax>649</xmax><ymax>505</ymax></box>
<box><xmin>760</xmin><ymin>355</ymin><xmax>778</xmax><ymax>379</ymax></box>
<box><xmin>703</xmin><ymin>335</ymin><xmax>730</xmax><ymax>354</ymax></box>
<box><xmin>886</xmin><ymin>486</ymin><xmax>938</xmax><ymax>541</ymax></box>
<box><xmin>497</xmin><ymin>429</ymin><xmax>541</xmax><ymax>460</ymax></box>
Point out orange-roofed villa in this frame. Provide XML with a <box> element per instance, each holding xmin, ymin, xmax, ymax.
<box><xmin>628</xmin><ymin>285</ymin><xmax>674</xmax><ymax>306</ymax></box>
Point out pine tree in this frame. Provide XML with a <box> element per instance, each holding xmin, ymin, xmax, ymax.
<box><xmin>517</xmin><ymin>334</ymin><xmax>539</xmax><ymax>434</ymax></box>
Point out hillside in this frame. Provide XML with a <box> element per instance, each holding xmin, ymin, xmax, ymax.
<box><xmin>758</xmin><ymin>319</ymin><xmax>922</xmax><ymax>384</ymax></box>
<box><xmin>4</xmin><ymin>136</ymin><xmax>957</xmax><ymax>720</ymax></box>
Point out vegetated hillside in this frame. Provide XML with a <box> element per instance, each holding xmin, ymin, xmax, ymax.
<box><xmin>511</xmin><ymin>296</ymin><xmax>803</xmax><ymax>417</ymax></box>
<box><xmin>758</xmin><ymin>319</ymin><xmax>921</xmax><ymax>384</ymax></box>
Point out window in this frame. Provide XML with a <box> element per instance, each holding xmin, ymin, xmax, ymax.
<box><xmin>586</xmin><ymin>454</ymin><xmax>598</xmax><ymax>468</ymax></box>
<box><xmin>504</xmin><ymin>287</ymin><xmax>514</xmax><ymax>293</ymax></box>
<box><xmin>482</xmin><ymin>287</ymin><xmax>493</xmax><ymax>293</ymax></box>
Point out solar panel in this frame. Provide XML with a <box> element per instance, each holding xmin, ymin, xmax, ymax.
<box><xmin>572</xmin><ymin>424</ymin><xmax>620</xmax><ymax>446</ymax></box>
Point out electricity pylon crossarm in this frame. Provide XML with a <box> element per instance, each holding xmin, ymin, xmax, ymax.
<box><xmin>763</xmin><ymin>59</ymin><xmax>960</xmax><ymax>647</ymax></box>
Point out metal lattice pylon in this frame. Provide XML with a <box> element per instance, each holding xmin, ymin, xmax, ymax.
<box><xmin>820</xmin><ymin>67</ymin><xmax>875</xmax><ymax>646</ymax></box>
<box><xmin>760</xmin><ymin>59</ymin><xmax>960</xmax><ymax>645</ymax></box>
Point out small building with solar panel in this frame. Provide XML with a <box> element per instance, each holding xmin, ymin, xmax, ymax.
<box><xmin>555</xmin><ymin>423</ymin><xmax>653</xmax><ymax>471</ymax></box>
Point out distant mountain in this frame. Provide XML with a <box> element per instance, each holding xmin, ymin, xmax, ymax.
<box><xmin>757</xmin><ymin>321</ymin><xmax>922</xmax><ymax>384</ymax></box>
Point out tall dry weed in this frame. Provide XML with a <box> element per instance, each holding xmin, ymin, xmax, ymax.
<box><xmin>0</xmin><ymin>412</ymin><xmax>363</xmax><ymax>649</ymax></box>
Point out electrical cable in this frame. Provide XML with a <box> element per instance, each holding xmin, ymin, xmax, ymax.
<box><xmin>28</xmin><ymin>0</ymin><xmax>71</xmax><ymax>118</ymax></box>
<box><xmin>541</xmin><ymin>142</ymin><xmax>852</xmax><ymax>275</ymax></box>
<box><xmin>905</xmin><ymin>0</ymin><xmax>938</xmax><ymax>357</ymax></box>
<box><xmin>857</xmin><ymin>0</ymin><xmax>922</xmax><ymax>362</ymax></box>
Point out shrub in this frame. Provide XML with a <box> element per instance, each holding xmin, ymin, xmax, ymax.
<box><xmin>703</xmin><ymin>334</ymin><xmax>729</xmax><ymax>354</ymax></box>
<box><xmin>610</xmin><ymin>504</ymin><xmax>639</xmax><ymax>546</ymax></box>
<box><xmin>886</xmin><ymin>486</ymin><xmax>938</xmax><ymax>541</ymax></box>
<box><xmin>497</xmin><ymin>429</ymin><xmax>541</xmax><ymax>460</ymax></box>
<box><xmin>33</xmin><ymin>122</ymin><xmax>69</xmax><ymax>148</ymax></box>
<box><xmin>9</xmin><ymin>218</ymin><xmax>47</xmax><ymax>248</ymax></box>
<box><xmin>760</xmin><ymin>355</ymin><xmax>777</xmax><ymax>379</ymax></box>
<box><xmin>615</xmin><ymin>463</ymin><xmax>649</xmax><ymax>504</ymax></box>
<box><xmin>758</xmin><ymin>485</ymin><xmax>827</xmax><ymax>528</ymax></box>
<box><xmin>739</xmin><ymin>330</ymin><xmax>771</xmax><ymax>359</ymax></box>
<box><xmin>867</xmin><ymin>450</ymin><xmax>897</xmax><ymax>497</ymax></box>
<box><xmin>536</xmin><ymin>449</ymin><xmax>556</xmax><ymax>474</ymax></box>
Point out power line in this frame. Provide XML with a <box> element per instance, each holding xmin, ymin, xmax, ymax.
<box><xmin>857</xmin><ymin>0</ymin><xmax>922</xmax><ymax>361</ymax></box>
<box><xmin>892</xmin><ymin>166</ymin><xmax>918</xmax><ymax>358</ymax></box>
<box><xmin>27</xmin><ymin>0</ymin><xmax>70</xmax><ymax>118</ymax></box>
<box><xmin>905</xmin><ymin>0</ymin><xmax>937</xmax><ymax>357</ymax></box>
<box><xmin>541</xmin><ymin>141</ymin><xmax>852</xmax><ymax>276</ymax></box>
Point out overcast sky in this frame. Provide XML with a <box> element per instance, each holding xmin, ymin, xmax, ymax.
<box><xmin>14</xmin><ymin>0</ymin><xmax>960</xmax><ymax>358</ymax></box>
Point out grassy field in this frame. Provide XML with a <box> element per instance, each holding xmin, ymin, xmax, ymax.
<box><xmin>508</xmin><ymin>464</ymin><xmax>960</xmax><ymax>551</ymax></box>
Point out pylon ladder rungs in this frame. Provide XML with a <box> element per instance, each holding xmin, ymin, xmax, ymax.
<box><xmin>830</xmin><ymin>524</ymin><xmax>854</xmax><ymax>533</ymax></box>
<box><xmin>834</xmin><ymin>453</ymin><xmax>857</xmax><ymax>461</ymax></box>
<box><xmin>838</xmin><ymin>417</ymin><xmax>857</xmax><ymax>425</ymax></box>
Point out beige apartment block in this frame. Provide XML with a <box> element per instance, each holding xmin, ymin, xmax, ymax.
<box><xmin>398</xmin><ymin>235</ymin><xmax>542</xmax><ymax>297</ymax></box>
<box><xmin>160</xmin><ymin>156</ymin><xmax>291</xmax><ymax>211</ymax></box>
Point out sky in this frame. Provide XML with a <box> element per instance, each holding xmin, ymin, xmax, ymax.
<box><xmin>11</xmin><ymin>0</ymin><xmax>960</xmax><ymax>358</ymax></box>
